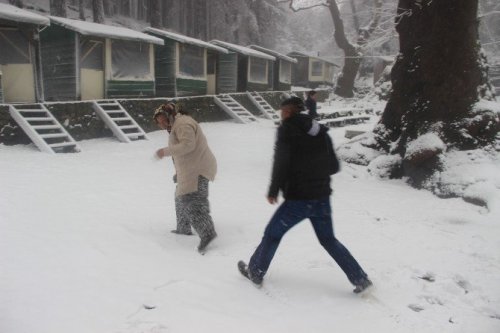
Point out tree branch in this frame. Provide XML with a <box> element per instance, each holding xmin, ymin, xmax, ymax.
<box><xmin>478</xmin><ymin>10</ymin><xmax>500</xmax><ymax>18</ymax></box>
<box><xmin>357</xmin><ymin>0</ymin><xmax>383</xmax><ymax>46</ymax></box>
<box><xmin>277</xmin><ymin>0</ymin><xmax>329</xmax><ymax>12</ymax></box>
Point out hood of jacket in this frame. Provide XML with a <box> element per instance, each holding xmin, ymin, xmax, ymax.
<box><xmin>285</xmin><ymin>113</ymin><xmax>328</xmax><ymax>137</ymax></box>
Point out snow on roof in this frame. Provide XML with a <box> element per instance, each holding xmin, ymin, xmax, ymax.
<box><xmin>288</xmin><ymin>51</ymin><xmax>340</xmax><ymax>67</ymax></box>
<box><xmin>0</xmin><ymin>3</ymin><xmax>49</xmax><ymax>25</ymax></box>
<box><xmin>49</xmin><ymin>16</ymin><xmax>164</xmax><ymax>45</ymax></box>
<box><xmin>248</xmin><ymin>45</ymin><xmax>297</xmax><ymax>64</ymax></box>
<box><xmin>144</xmin><ymin>28</ymin><xmax>228</xmax><ymax>53</ymax></box>
<box><xmin>210</xmin><ymin>40</ymin><xmax>276</xmax><ymax>61</ymax></box>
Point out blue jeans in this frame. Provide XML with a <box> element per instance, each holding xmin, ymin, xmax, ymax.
<box><xmin>248</xmin><ymin>198</ymin><xmax>368</xmax><ymax>285</ymax></box>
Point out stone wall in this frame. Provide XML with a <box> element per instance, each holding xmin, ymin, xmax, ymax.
<box><xmin>0</xmin><ymin>105</ymin><xmax>30</xmax><ymax>145</ymax></box>
<box><xmin>0</xmin><ymin>89</ymin><xmax>330</xmax><ymax>146</ymax></box>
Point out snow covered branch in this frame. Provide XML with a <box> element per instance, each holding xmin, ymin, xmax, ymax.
<box><xmin>277</xmin><ymin>0</ymin><xmax>329</xmax><ymax>12</ymax></box>
<box><xmin>478</xmin><ymin>10</ymin><xmax>500</xmax><ymax>18</ymax></box>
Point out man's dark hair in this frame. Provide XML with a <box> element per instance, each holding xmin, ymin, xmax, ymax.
<box><xmin>281</xmin><ymin>96</ymin><xmax>305</xmax><ymax>112</ymax></box>
<box><xmin>308</xmin><ymin>90</ymin><xmax>317</xmax><ymax>97</ymax></box>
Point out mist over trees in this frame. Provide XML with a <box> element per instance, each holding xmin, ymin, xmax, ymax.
<box><xmin>2</xmin><ymin>0</ymin><xmax>336</xmax><ymax>56</ymax></box>
<box><xmin>3</xmin><ymin>0</ymin><xmax>499</xmax><ymax>85</ymax></box>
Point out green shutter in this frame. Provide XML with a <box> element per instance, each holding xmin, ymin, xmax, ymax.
<box><xmin>217</xmin><ymin>53</ymin><xmax>237</xmax><ymax>93</ymax></box>
<box><xmin>106</xmin><ymin>80</ymin><xmax>155</xmax><ymax>98</ymax></box>
<box><xmin>40</xmin><ymin>25</ymin><xmax>77</xmax><ymax>101</ymax></box>
<box><xmin>176</xmin><ymin>78</ymin><xmax>207</xmax><ymax>96</ymax></box>
<box><xmin>154</xmin><ymin>39</ymin><xmax>176</xmax><ymax>97</ymax></box>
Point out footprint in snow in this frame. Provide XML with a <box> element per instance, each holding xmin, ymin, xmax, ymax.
<box><xmin>408</xmin><ymin>303</ymin><xmax>425</xmax><ymax>312</ymax></box>
<box><xmin>453</xmin><ymin>276</ymin><xmax>471</xmax><ymax>294</ymax></box>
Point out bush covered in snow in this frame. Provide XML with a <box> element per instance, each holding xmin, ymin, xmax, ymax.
<box><xmin>368</xmin><ymin>154</ymin><xmax>403</xmax><ymax>178</ymax></box>
<box><xmin>404</xmin><ymin>132</ymin><xmax>446</xmax><ymax>166</ymax></box>
<box><xmin>336</xmin><ymin>132</ymin><xmax>382</xmax><ymax>166</ymax></box>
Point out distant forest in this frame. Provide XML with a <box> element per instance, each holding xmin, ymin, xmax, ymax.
<box><xmin>4</xmin><ymin>0</ymin><xmax>500</xmax><ymax>68</ymax></box>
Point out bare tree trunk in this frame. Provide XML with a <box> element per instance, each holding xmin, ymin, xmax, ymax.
<box><xmin>9</xmin><ymin>0</ymin><xmax>24</xmax><ymax>8</ymax></box>
<box><xmin>50</xmin><ymin>0</ymin><xmax>68</xmax><ymax>17</ymax></box>
<box><xmin>328</xmin><ymin>1</ymin><xmax>358</xmax><ymax>97</ymax></box>
<box><xmin>193</xmin><ymin>0</ymin><xmax>207</xmax><ymax>39</ymax></box>
<box><xmin>103</xmin><ymin>0</ymin><xmax>113</xmax><ymax>16</ymax></box>
<box><xmin>349</xmin><ymin>0</ymin><xmax>360</xmax><ymax>32</ymax></box>
<box><xmin>162</xmin><ymin>0</ymin><xmax>175</xmax><ymax>29</ymax></box>
<box><xmin>329</xmin><ymin>0</ymin><xmax>381</xmax><ymax>97</ymax></box>
<box><xmin>206</xmin><ymin>0</ymin><xmax>211</xmax><ymax>40</ymax></box>
<box><xmin>150</xmin><ymin>0</ymin><xmax>162</xmax><ymax>27</ymax></box>
<box><xmin>92</xmin><ymin>0</ymin><xmax>105</xmax><ymax>23</ymax></box>
<box><xmin>79</xmin><ymin>0</ymin><xmax>85</xmax><ymax>20</ymax></box>
<box><xmin>186</xmin><ymin>0</ymin><xmax>194</xmax><ymax>37</ymax></box>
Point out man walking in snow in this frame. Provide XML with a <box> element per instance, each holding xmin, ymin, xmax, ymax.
<box><xmin>305</xmin><ymin>90</ymin><xmax>318</xmax><ymax>119</ymax></box>
<box><xmin>154</xmin><ymin>103</ymin><xmax>218</xmax><ymax>253</ymax></box>
<box><xmin>238</xmin><ymin>96</ymin><xmax>372</xmax><ymax>293</ymax></box>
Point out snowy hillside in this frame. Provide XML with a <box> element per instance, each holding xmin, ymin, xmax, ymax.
<box><xmin>1</xmin><ymin>117</ymin><xmax>500</xmax><ymax>333</ymax></box>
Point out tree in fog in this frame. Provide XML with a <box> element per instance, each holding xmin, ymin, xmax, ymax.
<box><xmin>479</xmin><ymin>0</ymin><xmax>500</xmax><ymax>63</ymax></box>
<box><xmin>150</xmin><ymin>0</ymin><xmax>162</xmax><ymax>28</ymax></box>
<box><xmin>78</xmin><ymin>0</ymin><xmax>85</xmax><ymax>20</ymax></box>
<box><xmin>8</xmin><ymin>0</ymin><xmax>24</xmax><ymax>8</ymax></box>
<box><xmin>50</xmin><ymin>0</ymin><xmax>67</xmax><ymax>17</ymax></box>
<box><xmin>92</xmin><ymin>0</ymin><xmax>105</xmax><ymax>23</ymax></box>
<box><xmin>281</xmin><ymin>0</ymin><xmax>385</xmax><ymax>97</ymax></box>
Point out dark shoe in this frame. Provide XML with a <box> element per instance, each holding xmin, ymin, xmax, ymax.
<box><xmin>353</xmin><ymin>278</ymin><xmax>373</xmax><ymax>294</ymax></box>
<box><xmin>237</xmin><ymin>260</ymin><xmax>263</xmax><ymax>286</ymax></box>
<box><xmin>197</xmin><ymin>232</ymin><xmax>217</xmax><ymax>253</ymax></box>
<box><xmin>171</xmin><ymin>229</ymin><xmax>193</xmax><ymax>236</ymax></box>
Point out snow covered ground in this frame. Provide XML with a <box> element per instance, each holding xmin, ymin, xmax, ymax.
<box><xmin>1</xmin><ymin>116</ymin><xmax>500</xmax><ymax>333</ymax></box>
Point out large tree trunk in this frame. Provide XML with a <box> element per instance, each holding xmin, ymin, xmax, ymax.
<box><xmin>78</xmin><ymin>0</ymin><xmax>85</xmax><ymax>20</ymax></box>
<box><xmin>162</xmin><ymin>0</ymin><xmax>175</xmax><ymax>29</ymax></box>
<box><xmin>193</xmin><ymin>0</ymin><xmax>207</xmax><ymax>39</ymax></box>
<box><xmin>373</xmin><ymin>0</ymin><xmax>498</xmax><ymax>181</ymax></box>
<box><xmin>92</xmin><ymin>0</ymin><xmax>105</xmax><ymax>23</ymax></box>
<box><xmin>328</xmin><ymin>1</ymin><xmax>359</xmax><ymax>98</ymax></box>
<box><xmin>50</xmin><ymin>0</ymin><xmax>67</xmax><ymax>17</ymax></box>
<box><xmin>329</xmin><ymin>0</ymin><xmax>381</xmax><ymax>98</ymax></box>
<box><xmin>103</xmin><ymin>0</ymin><xmax>113</xmax><ymax>16</ymax></box>
<box><xmin>150</xmin><ymin>0</ymin><xmax>162</xmax><ymax>28</ymax></box>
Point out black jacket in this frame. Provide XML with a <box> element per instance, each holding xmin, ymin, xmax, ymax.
<box><xmin>305</xmin><ymin>97</ymin><xmax>318</xmax><ymax>118</ymax></box>
<box><xmin>268</xmin><ymin>114</ymin><xmax>339</xmax><ymax>200</ymax></box>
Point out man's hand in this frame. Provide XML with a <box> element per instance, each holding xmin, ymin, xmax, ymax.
<box><xmin>267</xmin><ymin>197</ymin><xmax>278</xmax><ymax>205</ymax></box>
<box><xmin>155</xmin><ymin>148</ymin><xmax>166</xmax><ymax>159</ymax></box>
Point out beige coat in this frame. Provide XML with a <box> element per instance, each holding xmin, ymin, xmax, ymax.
<box><xmin>161</xmin><ymin>114</ymin><xmax>217</xmax><ymax>197</ymax></box>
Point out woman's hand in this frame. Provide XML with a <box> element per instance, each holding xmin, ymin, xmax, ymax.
<box><xmin>155</xmin><ymin>148</ymin><xmax>166</xmax><ymax>159</ymax></box>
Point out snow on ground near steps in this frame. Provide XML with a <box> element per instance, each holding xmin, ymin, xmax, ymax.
<box><xmin>1</xmin><ymin>120</ymin><xmax>500</xmax><ymax>333</ymax></box>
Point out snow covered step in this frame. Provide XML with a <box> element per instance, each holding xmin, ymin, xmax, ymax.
<box><xmin>40</xmin><ymin>133</ymin><xmax>68</xmax><ymax>139</ymax></box>
<box><xmin>319</xmin><ymin>115</ymin><xmax>371</xmax><ymax>128</ymax></box>
<box><xmin>48</xmin><ymin>141</ymin><xmax>78</xmax><ymax>149</ymax></box>
<box><xmin>320</xmin><ymin>108</ymin><xmax>372</xmax><ymax>119</ymax></box>
<box><xmin>119</xmin><ymin>125</ymin><xmax>139</xmax><ymax>130</ymax></box>
<box><xmin>103</xmin><ymin>110</ymin><xmax>126</xmax><ymax>114</ymax></box>
<box><xmin>32</xmin><ymin>125</ymin><xmax>61</xmax><ymax>130</ymax></box>
<box><xmin>246</xmin><ymin>92</ymin><xmax>280</xmax><ymax>124</ymax></box>
<box><xmin>26</xmin><ymin>117</ymin><xmax>54</xmax><ymax>122</ymax></box>
<box><xmin>214</xmin><ymin>95</ymin><xmax>257</xmax><ymax>124</ymax></box>
<box><xmin>92</xmin><ymin>100</ymin><xmax>148</xmax><ymax>143</ymax></box>
<box><xmin>112</xmin><ymin>117</ymin><xmax>132</xmax><ymax>121</ymax></box>
<box><xmin>8</xmin><ymin>104</ymin><xmax>81</xmax><ymax>154</ymax></box>
<box><xmin>126</xmin><ymin>133</ymin><xmax>146</xmax><ymax>139</ymax></box>
<box><xmin>17</xmin><ymin>108</ymin><xmax>47</xmax><ymax>113</ymax></box>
